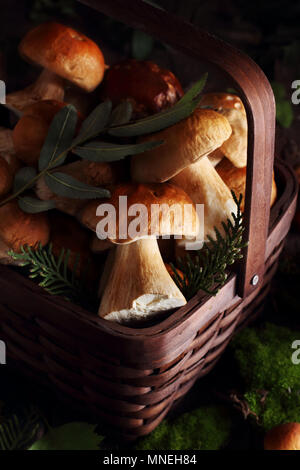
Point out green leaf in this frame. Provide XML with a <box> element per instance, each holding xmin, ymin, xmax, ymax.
<box><xmin>131</xmin><ymin>29</ymin><xmax>154</xmax><ymax>60</ymax></box>
<box><xmin>44</xmin><ymin>172</ymin><xmax>111</xmax><ymax>199</ymax></box>
<box><xmin>18</xmin><ymin>197</ymin><xmax>56</xmax><ymax>214</ymax></box>
<box><xmin>29</xmin><ymin>422</ymin><xmax>104</xmax><ymax>450</ymax></box>
<box><xmin>109</xmin><ymin>76</ymin><xmax>207</xmax><ymax>137</ymax></box>
<box><xmin>109</xmin><ymin>101</ymin><xmax>133</xmax><ymax>126</ymax></box>
<box><xmin>276</xmin><ymin>100</ymin><xmax>294</xmax><ymax>128</ymax></box>
<box><xmin>13</xmin><ymin>167</ymin><xmax>37</xmax><ymax>192</ymax></box>
<box><xmin>38</xmin><ymin>104</ymin><xmax>78</xmax><ymax>171</ymax></box>
<box><xmin>179</xmin><ymin>73</ymin><xmax>208</xmax><ymax>104</ymax></box>
<box><xmin>73</xmin><ymin>100</ymin><xmax>112</xmax><ymax>145</ymax></box>
<box><xmin>109</xmin><ymin>100</ymin><xmax>196</xmax><ymax>137</ymax></box>
<box><xmin>73</xmin><ymin>139</ymin><xmax>164</xmax><ymax>162</ymax></box>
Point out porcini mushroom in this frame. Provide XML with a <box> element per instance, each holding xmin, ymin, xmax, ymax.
<box><xmin>102</xmin><ymin>59</ymin><xmax>183</xmax><ymax>117</ymax></box>
<box><xmin>79</xmin><ymin>183</ymin><xmax>199</xmax><ymax>324</ymax></box>
<box><xmin>0</xmin><ymin>201</ymin><xmax>50</xmax><ymax>264</ymax></box>
<box><xmin>12</xmin><ymin>100</ymin><xmax>82</xmax><ymax>166</ymax></box>
<box><xmin>131</xmin><ymin>108</ymin><xmax>234</xmax><ymax>240</ymax></box>
<box><xmin>7</xmin><ymin>22</ymin><xmax>106</xmax><ymax>111</ymax></box>
<box><xmin>216</xmin><ymin>157</ymin><xmax>277</xmax><ymax>211</ymax></box>
<box><xmin>264</xmin><ymin>423</ymin><xmax>300</xmax><ymax>450</ymax></box>
<box><xmin>36</xmin><ymin>160</ymin><xmax>122</xmax><ymax>216</ymax></box>
<box><xmin>200</xmin><ymin>92</ymin><xmax>248</xmax><ymax>168</ymax></box>
<box><xmin>131</xmin><ymin>108</ymin><xmax>232</xmax><ymax>183</ymax></box>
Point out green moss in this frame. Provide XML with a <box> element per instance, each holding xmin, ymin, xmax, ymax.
<box><xmin>135</xmin><ymin>405</ymin><xmax>231</xmax><ymax>450</ymax></box>
<box><xmin>231</xmin><ymin>323</ymin><xmax>300</xmax><ymax>431</ymax></box>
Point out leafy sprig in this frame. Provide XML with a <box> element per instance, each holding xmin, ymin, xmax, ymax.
<box><xmin>8</xmin><ymin>243</ymin><xmax>96</xmax><ymax>305</ymax></box>
<box><xmin>0</xmin><ymin>406</ymin><xmax>42</xmax><ymax>451</ymax></box>
<box><xmin>170</xmin><ymin>192</ymin><xmax>248</xmax><ymax>299</ymax></box>
<box><xmin>0</xmin><ymin>74</ymin><xmax>208</xmax><ymax>213</ymax></box>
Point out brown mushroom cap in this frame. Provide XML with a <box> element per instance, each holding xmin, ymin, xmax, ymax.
<box><xmin>0</xmin><ymin>201</ymin><xmax>50</xmax><ymax>253</ymax></box>
<box><xmin>12</xmin><ymin>100</ymin><xmax>67</xmax><ymax>166</ymax></box>
<box><xmin>264</xmin><ymin>423</ymin><xmax>300</xmax><ymax>450</ymax></box>
<box><xmin>49</xmin><ymin>211</ymin><xmax>98</xmax><ymax>281</ymax></box>
<box><xmin>200</xmin><ymin>93</ymin><xmax>247</xmax><ymax>168</ymax></box>
<box><xmin>102</xmin><ymin>59</ymin><xmax>184</xmax><ymax>117</ymax></box>
<box><xmin>216</xmin><ymin>157</ymin><xmax>277</xmax><ymax>210</ymax></box>
<box><xmin>200</xmin><ymin>92</ymin><xmax>244</xmax><ymax>111</ymax></box>
<box><xmin>131</xmin><ymin>108</ymin><xmax>232</xmax><ymax>183</ymax></box>
<box><xmin>79</xmin><ymin>182</ymin><xmax>199</xmax><ymax>243</ymax></box>
<box><xmin>19</xmin><ymin>22</ymin><xmax>106</xmax><ymax>92</ymax></box>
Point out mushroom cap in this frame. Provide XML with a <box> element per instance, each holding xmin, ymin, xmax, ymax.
<box><xmin>0</xmin><ymin>157</ymin><xmax>13</xmax><ymax>198</ymax></box>
<box><xmin>80</xmin><ymin>182</ymin><xmax>199</xmax><ymax>243</ymax></box>
<box><xmin>216</xmin><ymin>157</ymin><xmax>277</xmax><ymax>210</ymax></box>
<box><xmin>102</xmin><ymin>59</ymin><xmax>183</xmax><ymax>116</ymax></box>
<box><xmin>200</xmin><ymin>92</ymin><xmax>244</xmax><ymax>111</ymax></box>
<box><xmin>131</xmin><ymin>108</ymin><xmax>232</xmax><ymax>183</ymax></box>
<box><xmin>13</xmin><ymin>100</ymin><xmax>66</xmax><ymax>166</ymax></box>
<box><xmin>264</xmin><ymin>423</ymin><xmax>300</xmax><ymax>450</ymax></box>
<box><xmin>0</xmin><ymin>201</ymin><xmax>50</xmax><ymax>252</ymax></box>
<box><xmin>49</xmin><ymin>211</ymin><xmax>97</xmax><ymax>280</ymax></box>
<box><xmin>19</xmin><ymin>22</ymin><xmax>105</xmax><ymax>92</ymax></box>
<box><xmin>200</xmin><ymin>92</ymin><xmax>247</xmax><ymax>168</ymax></box>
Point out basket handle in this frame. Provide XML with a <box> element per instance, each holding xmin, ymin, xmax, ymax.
<box><xmin>78</xmin><ymin>0</ymin><xmax>276</xmax><ymax>297</ymax></box>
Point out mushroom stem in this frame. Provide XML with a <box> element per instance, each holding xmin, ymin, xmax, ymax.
<box><xmin>6</xmin><ymin>69</ymin><xmax>65</xmax><ymax>111</ymax></box>
<box><xmin>98</xmin><ymin>237</ymin><xmax>186</xmax><ymax>323</ymax></box>
<box><xmin>171</xmin><ymin>156</ymin><xmax>236</xmax><ymax>241</ymax></box>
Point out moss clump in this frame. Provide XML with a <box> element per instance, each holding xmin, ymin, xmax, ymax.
<box><xmin>135</xmin><ymin>405</ymin><xmax>231</xmax><ymax>450</ymax></box>
<box><xmin>231</xmin><ymin>322</ymin><xmax>300</xmax><ymax>431</ymax></box>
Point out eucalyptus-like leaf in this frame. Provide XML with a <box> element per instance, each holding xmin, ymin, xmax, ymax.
<box><xmin>73</xmin><ymin>100</ymin><xmax>112</xmax><ymax>145</ymax></box>
<box><xmin>179</xmin><ymin>73</ymin><xmax>208</xmax><ymax>104</ymax></box>
<box><xmin>45</xmin><ymin>172</ymin><xmax>111</xmax><ymax>200</ymax></box>
<box><xmin>109</xmin><ymin>101</ymin><xmax>133</xmax><ymax>126</ymax></box>
<box><xmin>13</xmin><ymin>167</ymin><xmax>37</xmax><ymax>192</ymax></box>
<box><xmin>73</xmin><ymin>139</ymin><xmax>164</xmax><ymax>162</ymax></box>
<box><xmin>18</xmin><ymin>197</ymin><xmax>56</xmax><ymax>214</ymax></box>
<box><xmin>109</xmin><ymin>99</ymin><xmax>198</xmax><ymax>137</ymax></box>
<box><xmin>108</xmin><ymin>75</ymin><xmax>207</xmax><ymax>137</ymax></box>
<box><xmin>38</xmin><ymin>104</ymin><xmax>78</xmax><ymax>171</ymax></box>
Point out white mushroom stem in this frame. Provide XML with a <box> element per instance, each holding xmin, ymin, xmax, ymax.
<box><xmin>208</xmin><ymin>148</ymin><xmax>224</xmax><ymax>167</ymax></box>
<box><xmin>171</xmin><ymin>156</ymin><xmax>237</xmax><ymax>242</ymax></box>
<box><xmin>6</xmin><ymin>69</ymin><xmax>65</xmax><ymax>111</ymax></box>
<box><xmin>98</xmin><ymin>237</ymin><xmax>186</xmax><ymax>324</ymax></box>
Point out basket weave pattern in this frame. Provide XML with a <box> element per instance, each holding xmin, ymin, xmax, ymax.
<box><xmin>0</xmin><ymin>160</ymin><xmax>297</xmax><ymax>438</ymax></box>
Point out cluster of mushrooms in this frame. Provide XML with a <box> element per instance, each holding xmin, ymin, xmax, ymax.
<box><xmin>0</xmin><ymin>22</ymin><xmax>277</xmax><ymax>325</ymax></box>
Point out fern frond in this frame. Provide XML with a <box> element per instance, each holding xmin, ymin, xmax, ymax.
<box><xmin>171</xmin><ymin>192</ymin><xmax>248</xmax><ymax>299</ymax></box>
<box><xmin>0</xmin><ymin>406</ymin><xmax>42</xmax><ymax>450</ymax></box>
<box><xmin>8</xmin><ymin>243</ymin><xmax>96</xmax><ymax>305</ymax></box>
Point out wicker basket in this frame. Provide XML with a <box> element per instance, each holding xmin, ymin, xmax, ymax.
<box><xmin>0</xmin><ymin>0</ymin><xmax>298</xmax><ymax>440</ymax></box>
